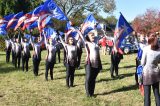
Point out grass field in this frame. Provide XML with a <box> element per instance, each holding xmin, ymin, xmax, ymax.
<box><xmin>0</xmin><ymin>50</ymin><xmax>157</xmax><ymax>106</ymax></box>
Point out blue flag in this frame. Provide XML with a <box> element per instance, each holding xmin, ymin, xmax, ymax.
<box><xmin>32</xmin><ymin>5</ymin><xmax>43</xmax><ymax>16</ymax></box>
<box><xmin>0</xmin><ymin>14</ymin><xmax>14</xmax><ymax>28</ymax></box>
<box><xmin>0</xmin><ymin>27</ymin><xmax>7</xmax><ymax>36</ymax></box>
<box><xmin>27</xmin><ymin>21</ymin><xmax>38</xmax><ymax>30</ymax></box>
<box><xmin>41</xmin><ymin>0</ymin><xmax>68</xmax><ymax>21</ymax></box>
<box><xmin>114</xmin><ymin>13</ymin><xmax>133</xmax><ymax>48</ymax></box>
<box><xmin>43</xmin><ymin>27</ymin><xmax>57</xmax><ymax>39</ymax></box>
<box><xmin>81</xmin><ymin>14</ymin><xmax>97</xmax><ymax>35</ymax></box>
<box><xmin>65</xmin><ymin>22</ymin><xmax>79</xmax><ymax>40</ymax></box>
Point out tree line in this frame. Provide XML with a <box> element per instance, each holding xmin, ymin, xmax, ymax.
<box><xmin>0</xmin><ymin>0</ymin><xmax>117</xmax><ymax>27</ymax></box>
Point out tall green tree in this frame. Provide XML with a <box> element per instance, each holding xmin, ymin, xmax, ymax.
<box><xmin>54</xmin><ymin>0</ymin><xmax>116</xmax><ymax>18</ymax></box>
<box><xmin>105</xmin><ymin>15</ymin><xmax>117</xmax><ymax>25</ymax></box>
<box><xmin>0</xmin><ymin>0</ymin><xmax>42</xmax><ymax>16</ymax></box>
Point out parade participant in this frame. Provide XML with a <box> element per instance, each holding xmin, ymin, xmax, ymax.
<box><xmin>56</xmin><ymin>37</ymin><xmax>61</xmax><ymax>63</ymax></box>
<box><xmin>77</xmin><ymin>38</ymin><xmax>83</xmax><ymax>69</ymax></box>
<box><xmin>5</xmin><ymin>38</ymin><xmax>11</xmax><ymax>63</ymax></box>
<box><xmin>107</xmin><ymin>37</ymin><xmax>114</xmax><ymax>55</ymax></box>
<box><xmin>21</xmin><ymin>34</ymin><xmax>31</xmax><ymax>72</ymax></box>
<box><xmin>110</xmin><ymin>45</ymin><xmax>123</xmax><ymax>78</ymax></box>
<box><xmin>99</xmin><ymin>36</ymin><xmax>107</xmax><ymax>55</ymax></box>
<box><xmin>59</xmin><ymin>33</ymin><xmax>78</xmax><ymax>88</ymax></box>
<box><xmin>43</xmin><ymin>32</ymin><xmax>57</xmax><ymax>81</ymax></box>
<box><xmin>141</xmin><ymin>33</ymin><xmax>160</xmax><ymax>106</ymax></box>
<box><xmin>104</xmin><ymin>35</ymin><xmax>121</xmax><ymax>78</ymax></box>
<box><xmin>30</xmin><ymin>33</ymin><xmax>44</xmax><ymax>76</ymax></box>
<box><xmin>135</xmin><ymin>33</ymin><xmax>147</xmax><ymax>85</ymax></box>
<box><xmin>14</xmin><ymin>36</ymin><xmax>22</xmax><ymax>68</ymax></box>
<box><xmin>77</xmin><ymin>29</ymin><xmax>102</xmax><ymax>97</ymax></box>
<box><xmin>10</xmin><ymin>38</ymin><xmax>16</xmax><ymax>64</ymax></box>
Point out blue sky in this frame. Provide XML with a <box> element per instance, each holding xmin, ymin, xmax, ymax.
<box><xmin>101</xmin><ymin>0</ymin><xmax>160</xmax><ymax>22</ymax></box>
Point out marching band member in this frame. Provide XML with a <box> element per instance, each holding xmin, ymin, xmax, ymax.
<box><xmin>77</xmin><ymin>29</ymin><xmax>102</xmax><ymax>97</ymax></box>
<box><xmin>59</xmin><ymin>33</ymin><xmax>78</xmax><ymax>88</ymax></box>
<box><xmin>43</xmin><ymin>31</ymin><xmax>57</xmax><ymax>81</ymax></box>
<box><xmin>30</xmin><ymin>33</ymin><xmax>44</xmax><ymax>76</ymax></box>
<box><xmin>14</xmin><ymin>36</ymin><xmax>22</xmax><ymax>68</ymax></box>
<box><xmin>21</xmin><ymin>34</ymin><xmax>31</xmax><ymax>72</ymax></box>
<box><xmin>5</xmin><ymin>38</ymin><xmax>11</xmax><ymax>63</ymax></box>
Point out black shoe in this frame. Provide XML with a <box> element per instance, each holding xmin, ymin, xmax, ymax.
<box><xmin>111</xmin><ymin>75</ymin><xmax>115</xmax><ymax>78</ymax></box>
<box><xmin>70</xmin><ymin>85</ymin><xmax>74</xmax><ymax>87</ymax></box>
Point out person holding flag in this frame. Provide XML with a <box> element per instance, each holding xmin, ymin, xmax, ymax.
<box><xmin>21</xmin><ymin>32</ymin><xmax>31</xmax><ymax>72</ymax></box>
<box><xmin>110</xmin><ymin>13</ymin><xmax>133</xmax><ymax>78</ymax></box>
<box><xmin>58</xmin><ymin>31</ymin><xmax>78</xmax><ymax>88</ymax></box>
<box><xmin>10</xmin><ymin>37</ymin><xmax>16</xmax><ymax>65</ymax></box>
<box><xmin>5</xmin><ymin>37</ymin><xmax>12</xmax><ymax>63</ymax></box>
<box><xmin>77</xmin><ymin>38</ymin><xmax>83</xmax><ymax>69</ymax></box>
<box><xmin>77</xmin><ymin>29</ymin><xmax>102</xmax><ymax>97</ymax></box>
<box><xmin>55</xmin><ymin>37</ymin><xmax>61</xmax><ymax>63</ymax></box>
<box><xmin>30</xmin><ymin>31</ymin><xmax>44</xmax><ymax>76</ymax></box>
<box><xmin>43</xmin><ymin>30</ymin><xmax>57</xmax><ymax>81</ymax></box>
<box><xmin>77</xmin><ymin>14</ymin><xmax>102</xmax><ymax>97</ymax></box>
<box><xmin>134</xmin><ymin>32</ymin><xmax>147</xmax><ymax>85</ymax></box>
<box><xmin>14</xmin><ymin>32</ymin><xmax>22</xmax><ymax>69</ymax></box>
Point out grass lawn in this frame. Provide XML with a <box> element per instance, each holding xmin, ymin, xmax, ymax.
<box><xmin>0</xmin><ymin>50</ymin><xmax>157</xmax><ymax>106</ymax></box>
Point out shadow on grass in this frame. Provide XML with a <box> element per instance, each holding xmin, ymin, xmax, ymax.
<box><xmin>53</xmin><ymin>73</ymin><xmax>85</xmax><ymax>80</ymax></box>
<box><xmin>0</xmin><ymin>53</ymin><xmax>5</xmax><ymax>56</ymax></box>
<box><xmin>75</xmin><ymin>73</ymin><xmax>85</xmax><ymax>77</ymax></box>
<box><xmin>100</xmin><ymin>68</ymin><xmax>110</xmax><ymax>73</ymax></box>
<box><xmin>120</xmin><ymin>73</ymin><xmax>135</xmax><ymax>78</ymax></box>
<box><xmin>102</xmin><ymin>62</ymin><xmax>109</xmax><ymax>65</ymax></box>
<box><xmin>119</xmin><ymin>65</ymin><xmax>136</xmax><ymax>69</ymax></box>
<box><xmin>95</xmin><ymin>84</ymin><xmax>138</xmax><ymax>96</ymax></box>
<box><xmin>96</xmin><ymin>73</ymin><xmax>135</xmax><ymax>83</ymax></box>
<box><xmin>54</xmin><ymin>76</ymin><xmax>66</xmax><ymax>80</ymax></box>
<box><xmin>0</xmin><ymin>66</ymin><xmax>18</xmax><ymax>74</ymax></box>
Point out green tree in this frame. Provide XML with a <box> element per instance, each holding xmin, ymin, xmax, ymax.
<box><xmin>105</xmin><ymin>15</ymin><xmax>117</xmax><ymax>25</ymax></box>
<box><xmin>0</xmin><ymin>0</ymin><xmax>42</xmax><ymax>16</ymax></box>
<box><xmin>54</xmin><ymin>0</ymin><xmax>116</xmax><ymax>18</ymax></box>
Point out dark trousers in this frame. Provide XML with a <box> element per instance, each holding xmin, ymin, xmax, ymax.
<box><xmin>12</xmin><ymin>50</ymin><xmax>15</xmax><ymax>64</ymax></box>
<box><xmin>66</xmin><ymin>63</ymin><xmax>75</xmax><ymax>87</ymax></box>
<box><xmin>108</xmin><ymin>46</ymin><xmax>112</xmax><ymax>55</ymax></box>
<box><xmin>22</xmin><ymin>55</ymin><xmax>29</xmax><ymax>72</ymax></box>
<box><xmin>144</xmin><ymin>82</ymin><xmax>160</xmax><ymax>106</ymax></box>
<box><xmin>32</xmin><ymin>57</ymin><xmax>41</xmax><ymax>76</ymax></box>
<box><xmin>45</xmin><ymin>60</ymin><xmax>54</xmax><ymax>80</ymax></box>
<box><xmin>135</xmin><ymin>58</ymin><xmax>140</xmax><ymax>84</ymax></box>
<box><xmin>110</xmin><ymin>53</ymin><xmax>120</xmax><ymax>77</ymax></box>
<box><xmin>85</xmin><ymin>64</ymin><xmax>99</xmax><ymax>96</ymax></box>
<box><xmin>77</xmin><ymin>51</ymin><xmax>82</xmax><ymax>68</ymax></box>
<box><xmin>15</xmin><ymin>53</ymin><xmax>21</xmax><ymax>68</ymax></box>
<box><xmin>56</xmin><ymin>49</ymin><xmax>60</xmax><ymax>63</ymax></box>
<box><xmin>6</xmin><ymin>50</ymin><xmax>11</xmax><ymax>63</ymax></box>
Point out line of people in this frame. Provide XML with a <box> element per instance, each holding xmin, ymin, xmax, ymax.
<box><xmin>4</xmin><ymin>29</ymin><xmax>125</xmax><ymax>97</ymax></box>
